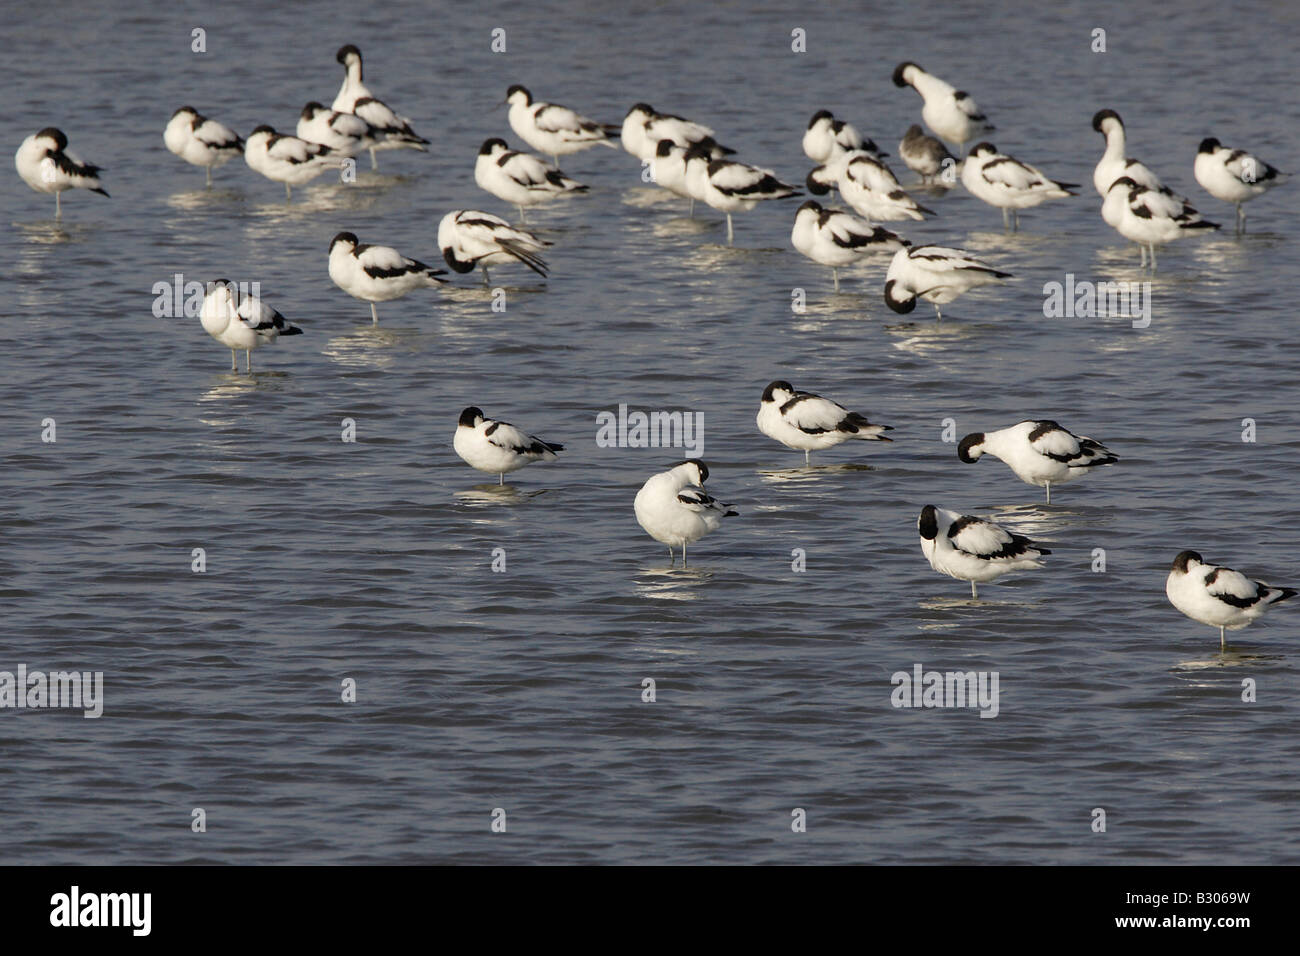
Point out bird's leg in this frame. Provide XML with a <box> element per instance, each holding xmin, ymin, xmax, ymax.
<box><xmin>245</xmin><ymin>351</ymin><xmax>252</xmax><ymax>374</ymax></box>
<box><xmin>1002</xmin><ymin>207</ymin><xmax>1009</xmax><ymax>230</ymax></box>
<box><xmin>284</xmin><ymin>183</ymin><xmax>292</xmax><ymax>203</ymax></box>
<box><xmin>1045</xmin><ymin>481</ymin><xmax>1051</xmax><ymax>505</ymax></box>
<box><xmin>833</xmin><ymin>268</ymin><xmax>840</xmax><ymax>293</ymax></box>
<box><xmin>726</xmin><ymin>213</ymin><xmax>734</xmax><ymax>245</ymax></box>
<box><xmin>1139</xmin><ymin>244</ymin><xmax>1147</xmax><ymax>267</ymax></box>
<box><xmin>682</xmin><ymin>542</ymin><xmax>688</xmax><ymax>567</ymax></box>
<box><xmin>517</xmin><ymin>205</ymin><xmax>526</xmax><ymax>223</ymax></box>
<box><xmin>1149</xmin><ymin>245</ymin><xmax>1157</xmax><ymax>272</ymax></box>
<box><xmin>230</xmin><ymin>348</ymin><xmax>237</xmax><ymax>371</ymax></box>
<box><xmin>552</xmin><ymin>155</ymin><xmax>559</xmax><ymax>167</ymax></box>
<box><xmin>370</xmin><ymin>302</ymin><xmax>379</xmax><ymax>325</ymax></box>
<box><xmin>206</xmin><ymin>166</ymin><xmax>213</xmax><ymax>188</ymax></box>
<box><xmin>934</xmin><ymin>303</ymin><xmax>942</xmax><ymax>321</ymax></box>
<box><xmin>971</xmin><ymin>580</ymin><xmax>978</xmax><ymax>600</ymax></box>
<box><xmin>1013</xmin><ymin>210</ymin><xmax>1020</xmax><ymax>231</ymax></box>
<box><xmin>688</xmin><ymin>198</ymin><xmax>694</xmax><ymax>218</ymax></box>
<box><xmin>1220</xmin><ymin>626</ymin><xmax>1226</xmax><ymax>650</ymax></box>
<box><xmin>369</xmin><ymin>147</ymin><xmax>378</xmax><ymax>170</ymax></box>
<box><xmin>499</xmin><ymin>473</ymin><xmax>504</xmax><ymax>486</ymax></box>
<box><xmin>1237</xmin><ymin>204</ymin><xmax>1245</xmax><ymax>235</ymax></box>
<box><xmin>482</xmin><ymin>266</ymin><xmax>490</xmax><ymax>287</ymax></box>
<box><xmin>55</xmin><ymin>192</ymin><xmax>61</xmax><ymax>218</ymax></box>
<box><xmin>804</xmin><ymin>449</ymin><xmax>811</xmax><ymax>466</ymax></box>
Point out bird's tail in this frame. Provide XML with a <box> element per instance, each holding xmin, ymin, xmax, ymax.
<box><xmin>499</xmin><ymin>239</ymin><xmax>549</xmax><ymax>277</ymax></box>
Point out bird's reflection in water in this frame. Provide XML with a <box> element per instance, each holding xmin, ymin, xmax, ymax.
<box><xmin>321</xmin><ymin>325</ymin><xmax>431</xmax><ymax>370</ymax></box>
<box><xmin>1171</xmin><ymin>648</ymin><xmax>1281</xmax><ymax>672</ymax></box>
<box><xmin>758</xmin><ymin>462</ymin><xmax>875</xmax><ymax>484</ymax></box>
<box><xmin>634</xmin><ymin>564</ymin><xmax>714</xmax><ymax>600</ymax></box>
<box><xmin>164</xmin><ymin>187</ymin><xmax>244</xmax><ymax>211</ymax></box>
<box><xmin>14</xmin><ymin>220</ymin><xmax>81</xmax><ymax>247</ymax></box>
<box><xmin>454</xmin><ymin>485</ymin><xmax>552</xmax><ymax>508</ymax></box>
<box><xmin>198</xmin><ymin>369</ymin><xmax>292</xmax><ymax>406</ymax></box>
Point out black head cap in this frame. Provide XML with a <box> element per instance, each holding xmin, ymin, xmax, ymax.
<box><xmin>918</xmin><ymin>505</ymin><xmax>939</xmax><ymax>540</ymax></box>
<box><xmin>1172</xmin><ymin>550</ymin><xmax>1203</xmax><ymax>572</ymax></box>
<box><xmin>968</xmin><ymin>142</ymin><xmax>997</xmax><ymax>157</ymax></box>
<box><xmin>1092</xmin><ymin>109</ymin><xmax>1121</xmax><ymax>132</ymax></box>
<box><xmin>1198</xmin><ymin>137</ymin><xmax>1221</xmax><ymax>154</ymax></box>
<box><xmin>796</xmin><ymin>199</ymin><xmax>822</xmax><ymax>215</ymax></box>
<box><xmin>893</xmin><ymin>62</ymin><xmax>920</xmax><ymax>87</ymax></box>
<box><xmin>628</xmin><ymin>102</ymin><xmax>655</xmax><ymax>115</ymax></box>
<box><xmin>675</xmin><ymin>458</ymin><xmax>708</xmax><ymax>483</ymax></box>
<box><xmin>337</xmin><ymin>44</ymin><xmax>361</xmax><ymax>64</ymax></box>
<box><xmin>459</xmin><ymin>406</ymin><xmax>485</xmax><ymax>427</ymax></box>
<box><xmin>805</xmin><ymin>169</ymin><xmax>832</xmax><ymax>196</ymax></box>
<box><xmin>479</xmin><ymin>137</ymin><xmax>509</xmax><ymax>155</ymax></box>
<box><xmin>506</xmin><ymin>84</ymin><xmax>530</xmax><ymax>102</ymax></box>
<box><xmin>808</xmin><ymin>109</ymin><xmax>834</xmax><ymax>127</ymax></box>
<box><xmin>36</xmin><ymin>127</ymin><xmax>68</xmax><ymax>150</ymax></box>
<box><xmin>330</xmin><ymin>231</ymin><xmax>359</xmax><ymax>250</ymax></box>
<box><xmin>957</xmin><ymin>433</ymin><xmax>985</xmax><ymax>463</ymax></box>
<box><xmin>301</xmin><ymin>102</ymin><xmax>325</xmax><ymax>118</ymax></box>
<box><xmin>883</xmin><ymin>279</ymin><xmax>916</xmax><ymax>314</ymax></box>
<box><xmin>762</xmin><ymin>380</ymin><xmax>795</xmax><ymax>402</ymax></box>
<box><xmin>250</xmin><ymin>124</ymin><xmax>276</xmax><ymax>136</ymax></box>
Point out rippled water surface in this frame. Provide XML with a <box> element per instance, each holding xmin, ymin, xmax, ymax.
<box><xmin>3</xmin><ymin>0</ymin><xmax>1299</xmax><ymax>864</ymax></box>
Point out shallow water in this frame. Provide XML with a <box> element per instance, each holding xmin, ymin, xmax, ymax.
<box><xmin>3</xmin><ymin>0</ymin><xmax>1299</xmax><ymax>864</ymax></box>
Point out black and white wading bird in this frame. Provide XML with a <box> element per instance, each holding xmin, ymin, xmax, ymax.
<box><xmin>1091</xmin><ymin>109</ymin><xmax>1201</xmax><ymax>227</ymax></box>
<box><xmin>683</xmin><ymin>146</ymin><xmax>801</xmax><ymax>244</ymax></box>
<box><xmin>807</xmin><ymin>151</ymin><xmax>934</xmax><ymax>222</ymax></box>
<box><xmin>244</xmin><ymin>126</ymin><xmax>346</xmax><ymax>201</ymax></box>
<box><xmin>474</xmin><ymin>137</ymin><xmax>588</xmax><ymax>221</ymax></box>
<box><xmin>297</xmin><ymin>102</ymin><xmax>382</xmax><ymax>157</ymax></box>
<box><xmin>892</xmin><ymin>62</ymin><xmax>994</xmax><ymax>154</ymax></box>
<box><xmin>802</xmin><ymin>110</ymin><xmax>887</xmax><ymax>164</ymax></box>
<box><xmin>790</xmin><ymin>200</ymin><xmax>908</xmax><ymax>291</ymax></box>
<box><xmin>437</xmin><ymin>209</ymin><xmax>549</xmax><ymax>284</ymax></box>
<box><xmin>884</xmin><ymin>245</ymin><xmax>1011</xmax><ymax>320</ymax></box>
<box><xmin>453</xmin><ymin>407</ymin><xmax>563</xmax><ymax>485</ymax></box>
<box><xmin>757</xmin><ymin>381</ymin><xmax>893</xmax><ymax>464</ymax></box>
<box><xmin>961</xmin><ymin>142</ymin><xmax>1077</xmax><ymax>229</ymax></box>
<box><xmin>898</xmin><ymin>124</ymin><xmax>957</xmax><ymax>185</ymax></box>
<box><xmin>621</xmin><ymin>103</ymin><xmax>732</xmax><ymax>161</ymax></box>
<box><xmin>164</xmin><ymin>108</ymin><xmax>244</xmax><ymax>186</ymax></box>
<box><xmin>1193</xmin><ymin>138</ymin><xmax>1287</xmax><ymax>234</ymax></box>
<box><xmin>15</xmin><ymin>128</ymin><xmax>108</xmax><ymax>216</ymax></box>
<box><xmin>918</xmin><ymin>505</ymin><xmax>1050</xmax><ymax>599</ymax></box>
<box><xmin>332</xmin><ymin>44</ymin><xmax>429</xmax><ymax>169</ymax></box>
<box><xmin>958</xmin><ymin>420</ymin><xmax>1118</xmax><ymax>503</ymax></box>
<box><xmin>504</xmin><ymin>85</ymin><xmax>619</xmax><ymax>166</ymax></box>
<box><xmin>650</xmin><ymin>139</ymin><xmax>700</xmax><ymax>214</ymax></box>
<box><xmin>1102</xmin><ymin>176</ymin><xmax>1218</xmax><ymax>270</ymax></box>
<box><xmin>634</xmin><ymin>460</ymin><xmax>737</xmax><ymax>566</ymax></box>
<box><xmin>1166</xmin><ymin>551</ymin><xmax>1296</xmax><ymax>649</ymax></box>
<box><xmin>327</xmin><ymin>232</ymin><xmax>446</xmax><ymax>324</ymax></box>
<box><xmin>198</xmin><ymin>280</ymin><xmax>302</xmax><ymax>373</ymax></box>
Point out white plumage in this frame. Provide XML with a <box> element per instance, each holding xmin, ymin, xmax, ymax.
<box><xmin>918</xmin><ymin>505</ymin><xmax>1049</xmax><ymax>599</ymax></box>
<box><xmin>683</xmin><ymin>147</ymin><xmax>801</xmax><ymax>244</ymax></box>
<box><xmin>1090</xmin><ymin>109</ymin><xmax>1202</xmax><ymax>233</ymax></box>
<box><xmin>505</xmin><ymin>85</ymin><xmax>618</xmax><ymax>165</ymax></box>
<box><xmin>198</xmin><ymin>280</ymin><xmax>302</xmax><ymax>372</ymax></box>
<box><xmin>14</xmin><ymin>127</ymin><xmax>109</xmax><ymax>216</ymax></box>
<box><xmin>327</xmin><ymin>231</ymin><xmax>446</xmax><ymax>324</ymax></box>
<box><xmin>883</xmin><ymin>245</ymin><xmax>1011</xmax><ymax>320</ymax></box>
<box><xmin>1101</xmin><ymin>176</ymin><xmax>1218</xmax><ymax>270</ymax></box>
<box><xmin>790</xmin><ymin>200</ymin><xmax>908</xmax><ymax>291</ymax></box>
<box><xmin>961</xmin><ymin>142</ymin><xmax>1077</xmax><ymax>229</ymax></box>
<box><xmin>164</xmin><ymin>108</ymin><xmax>244</xmax><ymax>186</ymax></box>
<box><xmin>454</xmin><ymin>406</ymin><xmax>563</xmax><ymax>485</ymax></box>
<box><xmin>802</xmin><ymin>110</ymin><xmax>886</xmax><ymax>164</ymax></box>
<box><xmin>1194</xmin><ymin>137</ymin><xmax>1286</xmax><ymax>233</ymax></box>
<box><xmin>621</xmin><ymin>103</ymin><xmax>731</xmax><ymax>161</ymax></box>
<box><xmin>332</xmin><ymin>44</ymin><xmax>428</xmax><ymax>168</ymax></box>
<box><xmin>1166</xmin><ymin>551</ymin><xmax>1296</xmax><ymax>649</ymax></box>
<box><xmin>297</xmin><ymin>102</ymin><xmax>381</xmax><ymax>157</ymax></box>
<box><xmin>244</xmin><ymin>126</ymin><xmax>346</xmax><ymax>201</ymax></box>
<box><xmin>437</xmin><ymin>209</ymin><xmax>549</xmax><ymax>283</ymax></box>
<box><xmin>474</xmin><ymin>137</ymin><xmax>588</xmax><ymax>221</ymax></box>
<box><xmin>757</xmin><ymin>380</ymin><xmax>893</xmax><ymax>464</ymax></box>
<box><xmin>958</xmin><ymin>420</ymin><xmax>1118</xmax><ymax>503</ymax></box>
<box><xmin>634</xmin><ymin>460</ymin><xmax>737</xmax><ymax>566</ymax></box>
<box><xmin>807</xmin><ymin>151</ymin><xmax>934</xmax><ymax>222</ymax></box>
<box><xmin>892</xmin><ymin>62</ymin><xmax>993</xmax><ymax>152</ymax></box>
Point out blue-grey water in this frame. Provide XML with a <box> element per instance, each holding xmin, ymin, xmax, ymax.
<box><xmin>3</xmin><ymin>0</ymin><xmax>1299</xmax><ymax>864</ymax></box>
